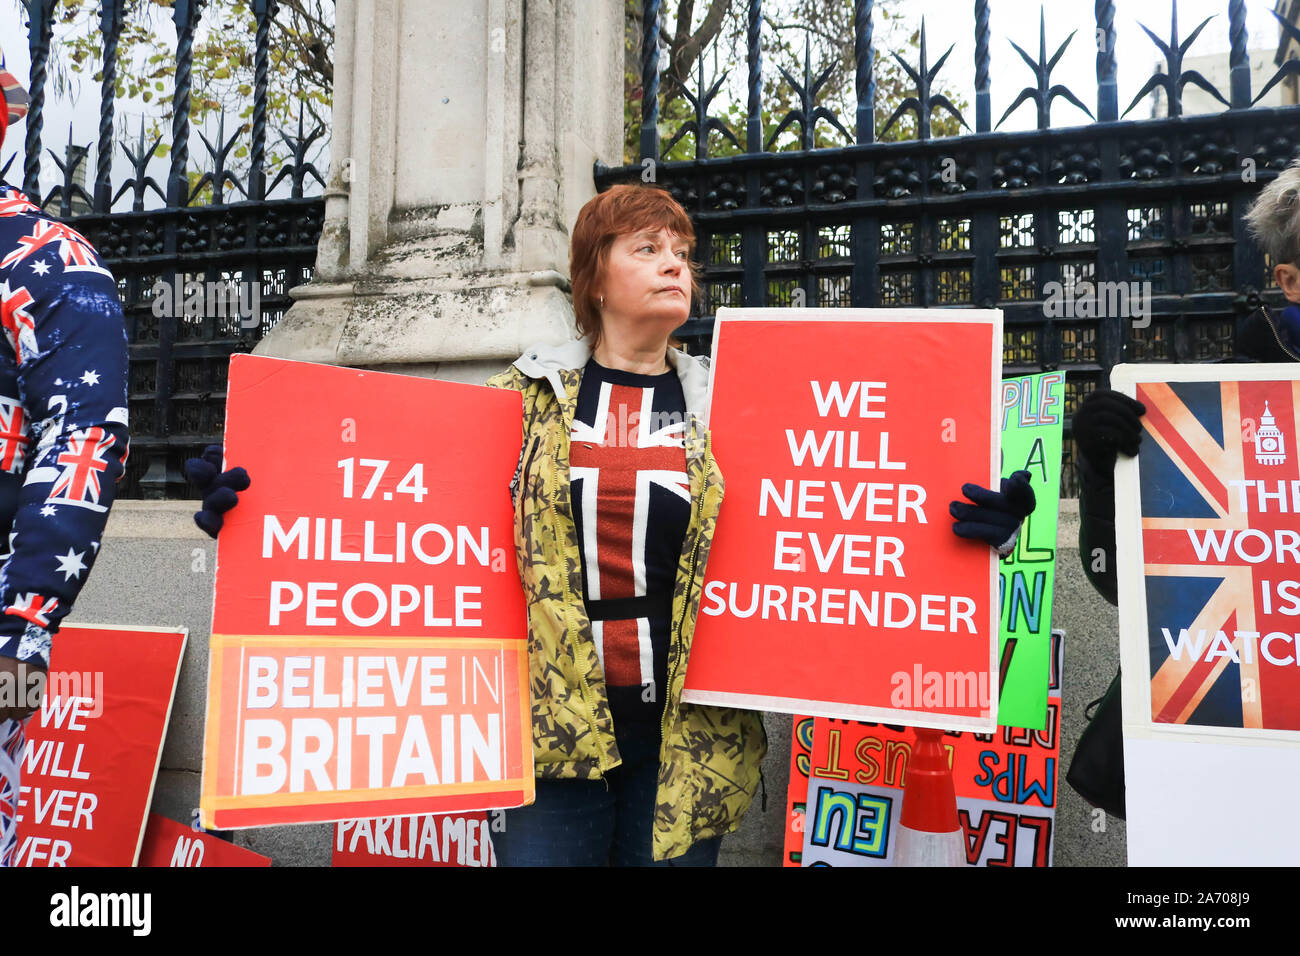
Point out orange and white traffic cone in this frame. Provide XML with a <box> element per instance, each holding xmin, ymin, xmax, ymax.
<box><xmin>894</xmin><ymin>727</ymin><xmax>965</xmax><ymax>866</ymax></box>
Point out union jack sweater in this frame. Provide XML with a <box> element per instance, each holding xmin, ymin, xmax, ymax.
<box><xmin>0</xmin><ymin>183</ymin><xmax>128</xmax><ymax>668</ymax></box>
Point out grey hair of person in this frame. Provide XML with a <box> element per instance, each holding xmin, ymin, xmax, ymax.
<box><xmin>1244</xmin><ymin>158</ymin><xmax>1300</xmax><ymax>267</ymax></box>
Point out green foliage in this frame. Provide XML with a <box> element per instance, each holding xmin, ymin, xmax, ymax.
<box><xmin>187</xmin><ymin>166</ymin><xmax>211</xmax><ymax>204</ymax></box>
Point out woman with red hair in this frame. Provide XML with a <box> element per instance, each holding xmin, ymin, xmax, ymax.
<box><xmin>484</xmin><ymin>184</ymin><xmax>745</xmax><ymax>865</ymax></box>
<box><xmin>481</xmin><ymin>183</ymin><xmax>1035</xmax><ymax>865</ymax></box>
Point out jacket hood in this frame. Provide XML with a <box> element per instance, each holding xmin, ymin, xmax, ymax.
<box><xmin>512</xmin><ymin>338</ymin><xmax>713</xmax><ymax>422</ymax></box>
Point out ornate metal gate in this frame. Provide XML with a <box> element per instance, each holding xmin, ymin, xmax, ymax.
<box><xmin>598</xmin><ymin>0</ymin><xmax>1300</xmax><ymax>494</ymax></box>
<box><xmin>5</xmin><ymin>0</ymin><xmax>325</xmax><ymax>498</ymax></box>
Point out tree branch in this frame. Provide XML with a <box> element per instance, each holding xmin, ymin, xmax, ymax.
<box><xmin>662</xmin><ymin>0</ymin><xmax>733</xmax><ymax>104</ymax></box>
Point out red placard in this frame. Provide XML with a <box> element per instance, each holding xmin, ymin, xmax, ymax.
<box><xmin>684</xmin><ymin>310</ymin><xmax>1001</xmax><ymax>731</ymax></box>
<box><xmin>332</xmin><ymin>813</ymin><xmax>496</xmax><ymax>867</ymax></box>
<box><xmin>15</xmin><ymin>623</ymin><xmax>186</xmax><ymax>867</ymax></box>
<box><xmin>138</xmin><ymin>813</ymin><xmax>271</xmax><ymax>866</ymax></box>
<box><xmin>200</xmin><ymin>355</ymin><xmax>532</xmax><ymax>829</ymax></box>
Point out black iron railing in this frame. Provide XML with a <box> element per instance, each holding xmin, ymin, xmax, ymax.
<box><xmin>602</xmin><ymin>0</ymin><xmax>1300</xmax><ymax>495</ymax></box>
<box><xmin>5</xmin><ymin>0</ymin><xmax>325</xmax><ymax>498</ymax></box>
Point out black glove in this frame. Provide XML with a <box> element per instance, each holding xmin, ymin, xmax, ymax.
<box><xmin>950</xmin><ymin>469</ymin><xmax>1036</xmax><ymax>556</ymax></box>
<box><xmin>184</xmin><ymin>444</ymin><xmax>250</xmax><ymax>538</ymax></box>
<box><xmin>1072</xmin><ymin>389</ymin><xmax>1146</xmax><ymax>472</ymax></box>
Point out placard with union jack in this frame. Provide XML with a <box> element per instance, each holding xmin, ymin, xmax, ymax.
<box><xmin>1114</xmin><ymin>363</ymin><xmax>1300</xmax><ymax>740</ymax></box>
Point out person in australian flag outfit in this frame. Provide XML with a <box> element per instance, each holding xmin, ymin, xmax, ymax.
<box><xmin>0</xmin><ymin>46</ymin><xmax>129</xmax><ymax>866</ymax></box>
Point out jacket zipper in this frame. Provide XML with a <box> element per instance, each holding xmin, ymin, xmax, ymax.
<box><xmin>523</xmin><ymin>435</ymin><xmax>541</xmax><ymax>481</ymax></box>
<box><xmin>1263</xmin><ymin>306</ymin><xmax>1300</xmax><ymax>362</ymax></box>
<box><xmin>515</xmin><ymin>435</ymin><xmax>541</xmax><ymax>508</ymax></box>
<box><xmin>662</xmin><ymin>424</ymin><xmax>710</xmax><ymax>744</ymax></box>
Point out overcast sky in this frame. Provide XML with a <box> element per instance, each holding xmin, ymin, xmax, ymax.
<box><xmin>0</xmin><ymin>0</ymin><xmax>1289</xmax><ymax>203</ymax></box>
<box><xmin>908</xmin><ymin>0</ymin><xmax>1284</xmax><ymax>123</ymax></box>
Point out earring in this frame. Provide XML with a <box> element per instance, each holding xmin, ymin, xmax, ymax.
<box><xmin>599</xmin><ymin>296</ymin><xmax>605</xmax><ymax>308</ymax></box>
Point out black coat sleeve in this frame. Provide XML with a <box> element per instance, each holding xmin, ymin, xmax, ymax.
<box><xmin>1076</xmin><ymin>448</ymin><xmax>1119</xmax><ymax>606</ymax></box>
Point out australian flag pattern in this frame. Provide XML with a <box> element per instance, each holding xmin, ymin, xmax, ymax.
<box><xmin>0</xmin><ymin>183</ymin><xmax>128</xmax><ymax>671</ymax></box>
<box><xmin>1137</xmin><ymin>378</ymin><xmax>1300</xmax><ymax>732</ymax></box>
<box><xmin>570</xmin><ymin>359</ymin><xmax>690</xmax><ymax>721</ymax></box>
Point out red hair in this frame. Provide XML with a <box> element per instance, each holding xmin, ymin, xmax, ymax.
<box><xmin>569</xmin><ymin>184</ymin><xmax>700</xmax><ymax>344</ymax></box>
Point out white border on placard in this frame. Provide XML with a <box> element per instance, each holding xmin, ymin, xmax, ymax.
<box><xmin>1111</xmin><ymin>362</ymin><xmax>1300</xmax><ymax>748</ymax></box>
<box><xmin>691</xmin><ymin>307</ymin><xmax>1002</xmax><ymax>733</ymax></box>
<box><xmin>57</xmin><ymin>622</ymin><xmax>188</xmax><ymax>868</ymax></box>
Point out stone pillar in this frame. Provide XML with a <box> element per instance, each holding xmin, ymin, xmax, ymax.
<box><xmin>258</xmin><ymin>0</ymin><xmax>625</xmax><ymax>383</ymax></box>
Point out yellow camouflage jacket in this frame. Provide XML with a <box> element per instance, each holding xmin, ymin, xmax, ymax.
<box><xmin>486</xmin><ymin>339</ymin><xmax>767</xmax><ymax>861</ymax></box>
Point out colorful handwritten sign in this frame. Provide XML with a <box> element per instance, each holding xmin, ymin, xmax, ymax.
<box><xmin>996</xmin><ymin>371</ymin><xmax>1064</xmax><ymax>729</ymax></box>
<box><xmin>791</xmin><ymin>630</ymin><xmax>1063</xmax><ymax>866</ymax></box>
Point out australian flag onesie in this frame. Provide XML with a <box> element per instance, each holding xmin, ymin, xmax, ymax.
<box><xmin>0</xmin><ymin>182</ymin><xmax>129</xmax><ymax>865</ymax></box>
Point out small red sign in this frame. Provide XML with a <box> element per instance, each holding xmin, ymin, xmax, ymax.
<box><xmin>15</xmin><ymin>623</ymin><xmax>186</xmax><ymax>866</ymax></box>
<box><xmin>332</xmin><ymin>813</ymin><xmax>495</xmax><ymax>867</ymax></box>
<box><xmin>138</xmin><ymin>813</ymin><xmax>271</xmax><ymax>867</ymax></box>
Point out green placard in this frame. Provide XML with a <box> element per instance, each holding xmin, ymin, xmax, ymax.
<box><xmin>996</xmin><ymin>372</ymin><xmax>1065</xmax><ymax>730</ymax></box>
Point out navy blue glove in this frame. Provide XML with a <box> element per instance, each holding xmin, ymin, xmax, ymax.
<box><xmin>184</xmin><ymin>444</ymin><xmax>250</xmax><ymax>538</ymax></box>
<box><xmin>949</xmin><ymin>469</ymin><xmax>1036</xmax><ymax>556</ymax></box>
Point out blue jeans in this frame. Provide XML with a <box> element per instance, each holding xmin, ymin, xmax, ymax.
<box><xmin>493</xmin><ymin>720</ymin><xmax>721</xmax><ymax>867</ymax></box>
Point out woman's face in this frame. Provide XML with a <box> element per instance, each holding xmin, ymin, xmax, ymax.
<box><xmin>596</xmin><ymin>226</ymin><xmax>692</xmax><ymax>339</ymax></box>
